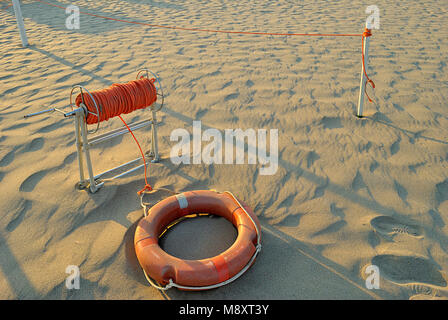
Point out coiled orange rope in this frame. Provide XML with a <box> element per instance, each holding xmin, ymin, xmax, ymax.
<box><xmin>75</xmin><ymin>78</ymin><xmax>157</xmax><ymax>194</ymax></box>
<box><xmin>75</xmin><ymin>78</ymin><xmax>157</xmax><ymax>124</ymax></box>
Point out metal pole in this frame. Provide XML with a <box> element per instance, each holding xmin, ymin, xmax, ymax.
<box><xmin>11</xmin><ymin>0</ymin><xmax>29</xmax><ymax>47</ymax></box>
<box><xmin>74</xmin><ymin>113</ymin><xmax>85</xmax><ymax>186</ymax></box>
<box><xmin>79</xmin><ymin>115</ymin><xmax>98</xmax><ymax>193</ymax></box>
<box><xmin>150</xmin><ymin>110</ymin><xmax>160</xmax><ymax>162</ymax></box>
<box><xmin>356</xmin><ymin>25</ymin><xmax>371</xmax><ymax>118</ymax></box>
<box><xmin>23</xmin><ymin>108</ymin><xmax>55</xmax><ymax>118</ymax></box>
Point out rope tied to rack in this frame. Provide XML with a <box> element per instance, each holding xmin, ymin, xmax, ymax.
<box><xmin>75</xmin><ymin>77</ymin><xmax>158</xmax><ymax>193</ymax></box>
<box><xmin>118</xmin><ymin>114</ymin><xmax>153</xmax><ymax>195</ymax></box>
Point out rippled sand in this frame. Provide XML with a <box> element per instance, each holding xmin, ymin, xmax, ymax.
<box><xmin>0</xmin><ymin>0</ymin><xmax>447</xmax><ymax>299</ymax></box>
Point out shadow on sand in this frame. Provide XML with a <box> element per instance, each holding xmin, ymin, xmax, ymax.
<box><xmin>6</xmin><ymin>43</ymin><xmax>445</xmax><ymax>299</ymax></box>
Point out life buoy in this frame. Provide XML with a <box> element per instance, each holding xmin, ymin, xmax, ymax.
<box><xmin>134</xmin><ymin>190</ymin><xmax>261</xmax><ymax>291</ymax></box>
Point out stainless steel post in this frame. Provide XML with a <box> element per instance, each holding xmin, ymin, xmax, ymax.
<box><xmin>74</xmin><ymin>112</ymin><xmax>85</xmax><ymax>187</ymax></box>
<box><xmin>151</xmin><ymin>109</ymin><xmax>160</xmax><ymax>162</ymax></box>
<box><xmin>79</xmin><ymin>113</ymin><xmax>98</xmax><ymax>193</ymax></box>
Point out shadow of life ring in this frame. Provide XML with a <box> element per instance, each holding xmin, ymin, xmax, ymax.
<box><xmin>134</xmin><ymin>190</ymin><xmax>261</xmax><ymax>291</ymax></box>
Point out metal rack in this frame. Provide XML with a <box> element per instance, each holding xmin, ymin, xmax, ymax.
<box><xmin>24</xmin><ymin>69</ymin><xmax>164</xmax><ymax>193</ymax></box>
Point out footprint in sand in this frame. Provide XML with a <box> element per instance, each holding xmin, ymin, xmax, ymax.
<box><xmin>19</xmin><ymin>170</ymin><xmax>49</xmax><ymax>192</ymax></box>
<box><xmin>370</xmin><ymin>216</ymin><xmax>423</xmax><ymax>238</ymax></box>
<box><xmin>23</xmin><ymin>137</ymin><xmax>44</xmax><ymax>153</ymax></box>
<box><xmin>371</xmin><ymin>254</ymin><xmax>447</xmax><ymax>287</ymax></box>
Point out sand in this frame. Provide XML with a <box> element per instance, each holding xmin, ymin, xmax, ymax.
<box><xmin>0</xmin><ymin>0</ymin><xmax>447</xmax><ymax>300</ymax></box>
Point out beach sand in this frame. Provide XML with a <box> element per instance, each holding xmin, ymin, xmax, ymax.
<box><xmin>0</xmin><ymin>0</ymin><xmax>447</xmax><ymax>299</ymax></box>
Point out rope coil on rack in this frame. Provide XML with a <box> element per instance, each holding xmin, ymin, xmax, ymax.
<box><xmin>74</xmin><ymin>77</ymin><xmax>158</xmax><ymax>193</ymax></box>
<box><xmin>75</xmin><ymin>78</ymin><xmax>157</xmax><ymax>124</ymax></box>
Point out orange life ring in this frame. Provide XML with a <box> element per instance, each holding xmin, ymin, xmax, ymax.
<box><xmin>134</xmin><ymin>190</ymin><xmax>261</xmax><ymax>290</ymax></box>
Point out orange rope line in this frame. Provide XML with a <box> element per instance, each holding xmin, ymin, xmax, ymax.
<box><xmin>118</xmin><ymin>115</ymin><xmax>152</xmax><ymax>195</ymax></box>
<box><xmin>35</xmin><ymin>0</ymin><xmax>375</xmax><ymax>102</ymax></box>
<box><xmin>35</xmin><ymin>0</ymin><xmax>363</xmax><ymax>37</ymax></box>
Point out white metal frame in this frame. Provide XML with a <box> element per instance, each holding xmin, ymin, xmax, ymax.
<box><xmin>24</xmin><ymin>69</ymin><xmax>163</xmax><ymax>193</ymax></box>
<box><xmin>71</xmin><ymin>71</ymin><xmax>162</xmax><ymax>193</ymax></box>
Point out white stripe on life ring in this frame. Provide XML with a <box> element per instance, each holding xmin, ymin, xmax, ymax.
<box><xmin>175</xmin><ymin>193</ymin><xmax>188</xmax><ymax>209</ymax></box>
